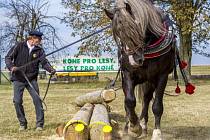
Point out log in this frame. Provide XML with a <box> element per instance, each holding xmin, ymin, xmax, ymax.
<box><xmin>102</xmin><ymin>125</ymin><xmax>112</xmax><ymax>140</ymax></box>
<box><xmin>63</xmin><ymin>103</ymin><xmax>94</xmax><ymax>140</ymax></box>
<box><xmin>56</xmin><ymin>123</ymin><xmax>65</xmax><ymax>137</ymax></box>
<box><xmin>75</xmin><ymin>89</ymin><xmax>116</xmax><ymax>107</ymax></box>
<box><xmin>89</xmin><ymin>104</ymin><xmax>112</xmax><ymax>140</ymax></box>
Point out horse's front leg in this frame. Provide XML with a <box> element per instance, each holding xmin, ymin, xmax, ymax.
<box><xmin>122</xmin><ymin>71</ymin><xmax>142</xmax><ymax>137</ymax></box>
<box><xmin>139</xmin><ymin>82</ymin><xmax>155</xmax><ymax>137</ymax></box>
<box><xmin>151</xmin><ymin>75</ymin><xmax>168</xmax><ymax>140</ymax></box>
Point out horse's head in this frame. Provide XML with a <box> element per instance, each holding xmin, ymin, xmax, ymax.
<box><xmin>105</xmin><ymin>1</ymin><xmax>144</xmax><ymax>67</ymax></box>
<box><xmin>105</xmin><ymin>0</ymin><xmax>166</xmax><ymax>67</ymax></box>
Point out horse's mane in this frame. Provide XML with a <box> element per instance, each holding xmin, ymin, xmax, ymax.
<box><xmin>113</xmin><ymin>0</ymin><xmax>166</xmax><ymax>50</ymax></box>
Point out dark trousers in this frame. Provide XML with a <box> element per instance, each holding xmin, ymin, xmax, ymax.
<box><xmin>13</xmin><ymin>80</ymin><xmax>44</xmax><ymax>127</ymax></box>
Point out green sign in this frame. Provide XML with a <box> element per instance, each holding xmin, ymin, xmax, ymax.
<box><xmin>53</xmin><ymin>57</ymin><xmax>119</xmax><ymax>71</ymax></box>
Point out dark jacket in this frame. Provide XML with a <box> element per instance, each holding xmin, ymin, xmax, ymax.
<box><xmin>5</xmin><ymin>41</ymin><xmax>54</xmax><ymax>82</ymax></box>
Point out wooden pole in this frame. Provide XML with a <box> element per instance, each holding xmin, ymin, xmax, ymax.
<box><xmin>75</xmin><ymin>89</ymin><xmax>116</xmax><ymax>107</ymax></box>
<box><xmin>63</xmin><ymin>103</ymin><xmax>94</xmax><ymax>140</ymax></box>
<box><xmin>89</xmin><ymin>104</ymin><xmax>112</xmax><ymax>140</ymax></box>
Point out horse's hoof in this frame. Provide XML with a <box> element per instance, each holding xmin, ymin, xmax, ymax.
<box><xmin>140</xmin><ymin>119</ymin><xmax>148</xmax><ymax>137</ymax></box>
<box><xmin>151</xmin><ymin>129</ymin><xmax>162</xmax><ymax>140</ymax></box>
<box><xmin>127</xmin><ymin>122</ymin><xmax>142</xmax><ymax>138</ymax></box>
<box><xmin>138</xmin><ymin>129</ymin><xmax>147</xmax><ymax>138</ymax></box>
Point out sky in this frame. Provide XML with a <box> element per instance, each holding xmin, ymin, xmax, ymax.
<box><xmin>0</xmin><ymin>0</ymin><xmax>210</xmax><ymax>65</ymax></box>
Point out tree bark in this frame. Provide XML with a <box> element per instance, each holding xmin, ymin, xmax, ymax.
<box><xmin>171</xmin><ymin>0</ymin><xmax>194</xmax><ymax>78</ymax></box>
<box><xmin>89</xmin><ymin>104</ymin><xmax>112</xmax><ymax>140</ymax></box>
<box><xmin>179</xmin><ymin>31</ymin><xmax>192</xmax><ymax>77</ymax></box>
<box><xmin>75</xmin><ymin>89</ymin><xmax>116</xmax><ymax>107</ymax></box>
<box><xmin>64</xmin><ymin>103</ymin><xmax>94</xmax><ymax>140</ymax></box>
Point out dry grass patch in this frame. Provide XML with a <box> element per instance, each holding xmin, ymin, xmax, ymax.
<box><xmin>0</xmin><ymin>79</ymin><xmax>210</xmax><ymax>140</ymax></box>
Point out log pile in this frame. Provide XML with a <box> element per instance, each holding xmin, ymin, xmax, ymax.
<box><xmin>61</xmin><ymin>89</ymin><xmax>116</xmax><ymax>140</ymax></box>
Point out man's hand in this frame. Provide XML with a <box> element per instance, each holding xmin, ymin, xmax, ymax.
<box><xmin>50</xmin><ymin>68</ymin><xmax>56</xmax><ymax>75</ymax></box>
<box><xmin>11</xmin><ymin>66</ymin><xmax>18</xmax><ymax>73</ymax></box>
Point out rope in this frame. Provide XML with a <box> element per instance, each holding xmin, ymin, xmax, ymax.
<box><xmin>176</xmin><ymin>52</ymin><xmax>188</xmax><ymax>85</ymax></box>
<box><xmin>12</xmin><ymin>25</ymin><xmax>111</xmax><ymax>108</ymax></box>
<box><xmin>42</xmin><ymin>74</ymin><xmax>53</xmax><ymax>101</ymax></box>
<box><xmin>16</xmin><ymin>25</ymin><xmax>111</xmax><ymax>71</ymax></box>
<box><xmin>1</xmin><ymin>72</ymin><xmax>11</xmax><ymax>84</ymax></box>
<box><xmin>21</xmin><ymin>71</ymin><xmax>52</xmax><ymax>111</ymax></box>
<box><xmin>105</xmin><ymin>67</ymin><xmax>121</xmax><ymax>89</ymax></box>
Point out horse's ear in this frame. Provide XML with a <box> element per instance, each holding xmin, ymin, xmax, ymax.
<box><xmin>104</xmin><ymin>9</ymin><xmax>114</xmax><ymax>20</ymax></box>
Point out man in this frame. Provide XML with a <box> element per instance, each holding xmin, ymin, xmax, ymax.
<box><xmin>5</xmin><ymin>31</ymin><xmax>56</xmax><ymax>131</ymax></box>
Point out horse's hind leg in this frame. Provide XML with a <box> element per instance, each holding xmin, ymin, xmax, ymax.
<box><xmin>152</xmin><ymin>75</ymin><xmax>168</xmax><ymax>140</ymax></box>
<box><xmin>122</xmin><ymin>71</ymin><xmax>142</xmax><ymax>137</ymax></box>
<box><xmin>139</xmin><ymin>82</ymin><xmax>155</xmax><ymax>137</ymax></box>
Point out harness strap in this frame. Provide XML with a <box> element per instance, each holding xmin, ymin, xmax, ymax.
<box><xmin>147</xmin><ymin>33</ymin><xmax>165</xmax><ymax>48</ymax></box>
<box><xmin>144</xmin><ymin>31</ymin><xmax>174</xmax><ymax>54</ymax></box>
<box><xmin>144</xmin><ymin>43</ymin><xmax>172</xmax><ymax>59</ymax></box>
<box><xmin>105</xmin><ymin>66</ymin><xmax>121</xmax><ymax>89</ymax></box>
<box><xmin>146</xmin><ymin>21</ymin><xmax>168</xmax><ymax>48</ymax></box>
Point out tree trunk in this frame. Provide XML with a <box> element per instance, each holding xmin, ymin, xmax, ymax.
<box><xmin>179</xmin><ymin>31</ymin><xmax>192</xmax><ymax>78</ymax></box>
<box><xmin>171</xmin><ymin>0</ymin><xmax>194</xmax><ymax>79</ymax></box>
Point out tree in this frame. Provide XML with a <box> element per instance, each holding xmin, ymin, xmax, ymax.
<box><xmin>62</xmin><ymin>0</ymin><xmax>210</xmax><ymax>75</ymax></box>
<box><xmin>0</xmin><ymin>0</ymin><xmax>62</xmax><ymax>58</ymax></box>
<box><xmin>158</xmin><ymin>0</ymin><xmax>210</xmax><ymax>76</ymax></box>
<box><xmin>61</xmin><ymin>0</ymin><xmax>115</xmax><ymax>57</ymax></box>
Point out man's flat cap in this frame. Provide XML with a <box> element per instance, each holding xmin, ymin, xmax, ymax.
<box><xmin>29</xmin><ymin>30</ymin><xmax>43</xmax><ymax>38</ymax></box>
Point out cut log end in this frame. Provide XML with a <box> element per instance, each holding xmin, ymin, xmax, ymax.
<box><xmin>90</xmin><ymin>124</ymin><xmax>113</xmax><ymax>140</ymax></box>
<box><xmin>102</xmin><ymin>89</ymin><xmax>116</xmax><ymax>102</ymax></box>
<box><xmin>64</xmin><ymin>123</ymin><xmax>89</xmax><ymax>140</ymax></box>
<box><xmin>103</xmin><ymin>125</ymin><xmax>112</xmax><ymax>133</ymax></box>
<box><xmin>75</xmin><ymin>123</ymin><xmax>85</xmax><ymax>132</ymax></box>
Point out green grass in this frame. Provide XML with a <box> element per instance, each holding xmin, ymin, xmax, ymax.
<box><xmin>191</xmin><ymin>65</ymin><xmax>210</xmax><ymax>75</ymax></box>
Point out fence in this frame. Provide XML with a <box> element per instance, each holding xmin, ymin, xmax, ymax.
<box><xmin>0</xmin><ymin>55</ymin><xmax>11</xmax><ymax>84</ymax></box>
<box><xmin>0</xmin><ymin>55</ymin><xmax>120</xmax><ymax>84</ymax></box>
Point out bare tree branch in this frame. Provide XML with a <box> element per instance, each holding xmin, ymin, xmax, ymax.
<box><xmin>0</xmin><ymin>0</ymin><xmax>63</xmax><ymax>58</ymax></box>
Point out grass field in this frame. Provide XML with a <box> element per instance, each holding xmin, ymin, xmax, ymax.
<box><xmin>0</xmin><ymin>66</ymin><xmax>210</xmax><ymax>140</ymax></box>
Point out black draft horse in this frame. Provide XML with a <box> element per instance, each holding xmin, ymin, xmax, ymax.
<box><xmin>105</xmin><ymin>0</ymin><xmax>176</xmax><ymax>139</ymax></box>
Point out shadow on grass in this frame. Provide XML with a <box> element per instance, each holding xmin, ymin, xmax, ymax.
<box><xmin>108</xmin><ymin>113</ymin><xmax>210</xmax><ymax>140</ymax></box>
<box><xmin>109</xmin><ymin>112</ymin><xmax>126</xmax><ymax>123</ymax></box>
<box><xmin>163</xmin><ymin>126</ymin><xmax>210</xmax><ymax>140</ymax></box>
<box><xmin>109</xmin><ymin>112</ymin><xmax>129</xmax><ymax>140</ymax></box>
